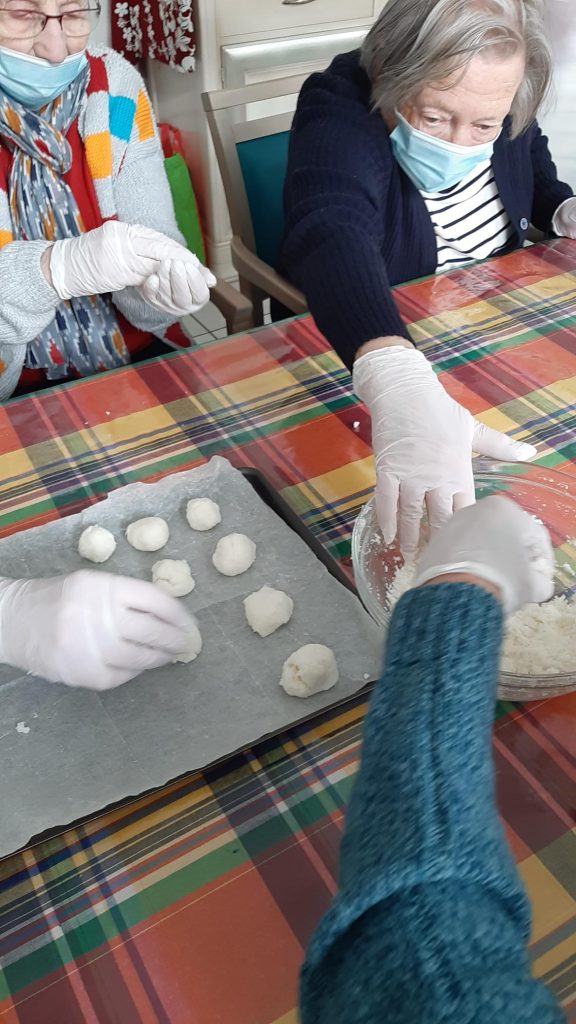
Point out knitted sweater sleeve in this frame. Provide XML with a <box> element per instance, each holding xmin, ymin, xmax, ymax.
<box><xmin>300</xmin><ymin>584</ymin><xmax>564</xmax><ymax>1024</ymax></box>
<box><xmin>0</xmin><ymin>235</ymin><xmax>61</xmax><ymax>400</ymax></box>
<box><xmin>529</xmin><ymin>121</ymin><xmax>573</xmax><ymax>232</ymax></box>
<box><xmin>280</xmin><ymin>71</ymin><xmax>412</xmax><ymax>369</ymax></box>
<box><xmin>110</xmin><ymin>74</ymin><xmax>190</xmax><ymax>340</ymax></box>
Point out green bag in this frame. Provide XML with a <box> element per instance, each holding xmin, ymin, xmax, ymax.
<box><xmin>164</xmin><ymin>153</ymin><xmax>206</xmax><ymax>264</ymax></box>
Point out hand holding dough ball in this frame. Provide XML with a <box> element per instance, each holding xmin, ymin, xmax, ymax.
<box><xmin>212</xmin><ymin>533</ymin><xmax>256</xmax><ymax>576</ymax></box>
<box><xmin>186</xmin><ymin>497</ymin><xmax>221</xmax><ymax>531</ymax></box>
<box><xmin>173</xmin><ymin>621</ymin><xmax>203</xmax><ymax>663</ymax></box>
<box><xmin>78</xmin><ymin>525</ymin><xmax>116</xmax><ymax>563</ymax></box>
<box><xmin>280</xmin><ymin>644</ymin><xmax>338</xmax><ymax>698</ymax></box>
<box><xmin>244</xmin><ymin>586</ymin><xmax>293</xmax><ymax>637</ymax></box>
<box><xmin>126</xmin><ymin>516</ymin><xmax>169</xmax><ymax>552</ymax></box>
<box><xmin>152</xmin><ymin>559</ymin><xmax>195</xmax><ymax>598</ymax></box>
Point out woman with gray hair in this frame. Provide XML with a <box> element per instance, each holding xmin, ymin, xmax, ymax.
<box><xmin>280</xmin><ymin>0</ymin><xmax>575</xmax><ymax>558</ymax></box>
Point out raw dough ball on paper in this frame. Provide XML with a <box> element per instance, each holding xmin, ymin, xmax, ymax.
<box><xmin>186</xmin><ymin>497</ymin><xmax>221</xmax><ymax>531</ymax></box>
<box><xmin>126</xmin><ymin>516</ymin><xmax>169</xmax><ymax>552</ymax></box>
<box><xmin>152</xmin><ymin>559</ymin><xmax>195</xmax><ymax>597</ymax></box>
<box><xmin>78</xmin><ymin>525</ymin><xmax>116</xmax><ymax>563</ymax></box>
<box><xmin>279</xmin><ymin>644</ymin><xmax>339</xmax><ymax>698</ymax></box>
<box><xmin>173</xmin><ymin>622</ymin><xmax>203</xmax><ymax>663</ymax></box>
<box><xmin>244</xmin><ymin>586</ymin><xmax>294</xmax><ymax>637</ymax></box>
<box><xmin>212</xmin><ymin>533</ymin><xmax>256</xmax><ymax>576</ymax></box>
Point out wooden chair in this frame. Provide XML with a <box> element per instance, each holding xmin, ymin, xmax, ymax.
<box><xmin>202</xmin><ymin>75</ymin><xmax>308</xmax><ymax>327</ymax></box>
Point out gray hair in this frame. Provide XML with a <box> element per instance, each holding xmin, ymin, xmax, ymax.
<box><xmin>360</xmin><ymin>0</ymin><xmax>551</xmax><ymax>137</ymax></box>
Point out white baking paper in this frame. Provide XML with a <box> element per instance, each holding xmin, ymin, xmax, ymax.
<box><xmin>0</xmin><ymin>457</ymin><xmax>382</xmax><ymax>857</ymax></box>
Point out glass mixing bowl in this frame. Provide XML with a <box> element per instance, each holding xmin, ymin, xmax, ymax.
<box><xmin>352</xmin><ymin>461</ymin><xmax>576</xmax><ymax>701</ymax></box>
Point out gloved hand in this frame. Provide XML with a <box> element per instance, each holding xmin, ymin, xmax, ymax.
<box><xmin>412</xmin><ymin>495</ymin><xmax>555</xmax><ymax>614</ymax></box>
<box><xmin>137</xmin><ymin>256</ymin><xmax>216</xmax><ymax>316</ymax></box>
<box><xmin>49</xmin><ymin>222</ymin><xmax>201</xmax><ymax>301</ymax></box>
<box><xmin>552</xmin><ymin>196</ymin><xmax>576</xmax><ymax>238</ymax></box>
<box><xmin>353</xmin><ymin>346</ymin><xmax>537</xmax><ymax>558</ymax></box>
<box><xmin>0</xmin><ymin>569</ymin><xmax>197</xmax><ymax>690</ymax></box>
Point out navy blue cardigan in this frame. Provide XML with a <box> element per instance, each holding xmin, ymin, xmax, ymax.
<box><xmin>279</xmin><ymin>51</ymin><xmax>573</xmax><ymax>369</ymax></box>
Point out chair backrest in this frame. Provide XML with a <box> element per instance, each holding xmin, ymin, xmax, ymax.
<box><xmin>202</xmin><ymin>75</ymin><xmax>309</xmax><ymax>270</ymax></box>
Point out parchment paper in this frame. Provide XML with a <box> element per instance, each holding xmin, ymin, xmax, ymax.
<box><xmin>0</xmin><ymin>457</ymin><xmax>382</xmax><ymax>858</ymax></box>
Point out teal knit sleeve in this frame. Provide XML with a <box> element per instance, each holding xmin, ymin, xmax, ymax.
<box><xmin>300</xmin><ymin>583</ymin><xmax>564</xmax><ymax>1023</ymax></box>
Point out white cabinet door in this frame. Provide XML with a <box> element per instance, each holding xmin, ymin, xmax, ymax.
<box><xmin>216</xmin><ymin>0</ymin><xmax>375</xmax><ymax>40</ymax></box>
<box><xmin>221</xmin><ymin>27</ymin><xmax>369</xmax><ymax>89</ymax></box>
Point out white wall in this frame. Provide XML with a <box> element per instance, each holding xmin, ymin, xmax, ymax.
<box><xmin>539</xmin><ymin>0</ymin><xmax>576</xmax><ymax>189</ymax></box>
<box><xmin>92</xmin><ymin>0</ymin><xmax>111</xmax><ymax>47</ymax></box>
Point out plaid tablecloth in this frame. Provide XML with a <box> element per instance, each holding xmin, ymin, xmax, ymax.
<box><xmin>0</xmin><ymin>241</ymin><xmax>575</xmax><ymax>1023</ymax></box>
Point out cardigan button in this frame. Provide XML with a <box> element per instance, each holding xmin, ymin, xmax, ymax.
<box><xmin>520</xmin><ymin>217</ymin><xmax>529</xmax><ymax>230</ymax></box>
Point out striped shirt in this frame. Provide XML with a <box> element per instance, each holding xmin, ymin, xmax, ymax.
<box><xmin>420</xmin><ymin>160</ymin><xmax>515</xmax><ymax>272</ymax></box>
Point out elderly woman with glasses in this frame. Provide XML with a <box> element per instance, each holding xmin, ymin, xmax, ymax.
<box><xmin>0</xmin><ymin>0</ymin><xmax>214</xmax><ymax>399</ymax></box>
<box><xmin>0</xmin><ymin>2</ymin><xmax>211</xmax><ymax>690</ymax></box>
<box><xmin>280</xmin><ymin>0</ymin><xmax>575</xmax><ymax>558</ymax></box>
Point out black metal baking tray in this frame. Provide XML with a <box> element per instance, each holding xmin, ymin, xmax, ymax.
<box><xmin>13</xmin><ymin>467</ymin><xmax>369</xmax><ymax>859</ymax></box>
<box><xmin>239</xmin><ymin>467</ymin><xmax>357</xmax><ymax>595</ymax></box>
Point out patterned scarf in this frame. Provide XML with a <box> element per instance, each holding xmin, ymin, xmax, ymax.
<box><xmin>0</xmin><ymin>68</ymin><xmax>129</xmax><ymax>379</ymax></box>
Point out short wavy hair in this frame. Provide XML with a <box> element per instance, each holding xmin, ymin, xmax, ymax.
<box><xmin>360</xmin><ymin>0</ymin><xmax>551</xmax><ymax>137</ymax></box>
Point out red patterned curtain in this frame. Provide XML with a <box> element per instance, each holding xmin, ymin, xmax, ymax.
<box><xmin>111</xmin><ymin>1</ymin><xmax>196</xmax><ymax>71</ymax></box>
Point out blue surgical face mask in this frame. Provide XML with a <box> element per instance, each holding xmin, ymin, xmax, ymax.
<box><xmin>0</xmin><ymin>46</ymin><xmax>87</xmax><ymax>109</ymax></box>
<box><xmin>390</xmin><ymin>111</ymin><xmax>500</xmax><ymax>192</ymax></box>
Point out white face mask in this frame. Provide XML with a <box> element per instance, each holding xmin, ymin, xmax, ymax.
<box><xmin>0</xmin><ymin>46</ymin><xmax>87</xmax><ymax>109</ymax></box>
<box><xmin>390</xmin><ymin>111</ymin><xmax>501</xmax><ymax>192</ymax></box>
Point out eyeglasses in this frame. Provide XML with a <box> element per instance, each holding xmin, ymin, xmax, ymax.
<box><xmin>0</xmin><ymin>4</ymin><xmax>100</xmax><ymax>39</ymax></box>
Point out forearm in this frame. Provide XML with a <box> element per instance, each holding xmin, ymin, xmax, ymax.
<box><xmin>339</xmin><ymin>584</ymin><xmax>515</xmax><ymax>904</ymax></box>
<box><xmin>112</xmin><ymin>144</ymin><xmax>188</xmax><ymax>335</ymax></box>
<box><xmin>300</xmin><ymin>583</ymin><xmax>564</xmax><ymax>1024</ymax></box>
<box><xmin>281</xmin><ymin>228</ymin><xmax>412</xmax><ymax>368</ymax></box>
<box><xmin>0</xmin><ymin>240</ymin><xmax>60</xmax><ymax>344</ymax></box>
<box><xmin>115</xmin><ymin>142</ymin><xmax>184</xmax><ymax>246</ymax></box>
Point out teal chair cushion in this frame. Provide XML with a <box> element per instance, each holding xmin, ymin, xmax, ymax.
<box><xmin>236</xmin><ymin>130</ymin><xmax>290</xmax><ymax>269</ymax></box>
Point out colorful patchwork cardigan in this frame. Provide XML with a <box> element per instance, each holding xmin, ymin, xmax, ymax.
<box><xmin>0</xmin><ymin>46</ymin><xmax>187</xmax><ymax>400</ymax></box>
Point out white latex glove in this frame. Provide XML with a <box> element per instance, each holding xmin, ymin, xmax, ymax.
<box><xmin>137</xmin><ymin>256</ymin><xmax>216</xmax><ymax>316</ymax></box>
<box><xmin>0</xmin><ymin>569</ymin><xmax>197</xmax><ymax>690</ymax></box>
<box><xmin>551</xmin><ymin>196</ymin><xmax>576</xmax><ymax>238</ymax></box>
<box><xmin>353</xmin><ymin>347</ymin><xmax>537</xmax><ymax>558</ymax></box>
<box><xmin>49</xmin><ymin>222</ymin><xmax>200</xmax><ymax>300</ymax></box>
<box><xmin>412</xmin><ymin>495</ymin><xmax>554</xmax><ymax>614</ymax></box>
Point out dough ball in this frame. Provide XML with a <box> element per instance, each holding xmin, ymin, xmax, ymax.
<box><xmin>212</xmin><ymin>533</ymin><xmax>256</xmax><ymax>576</ymax></box>
<box><xmin>78</xmin><ymin>525</ymin><xmax>117</xmax><ymax>563</ymax></box>
<box><xmin>152</xmin><ymin>559</ymin><xmax>195</xmax><ymax>597</ymax></box>
<box><xmin>244</xmin><ymin>586</ymin><xmax>293</xmax><ymax>637</ymax></box>
<box><xmin>173</xmin><ymin>622</ymin><xmax>203</xmax><ymax>663</ymax></box>
<box><xmin>186</xmin><ymin>497</ymin><xmax>221</xmax><ymax>531</ymax></box>
<box><xmin>279</xmin><ymin>644</ymin><xmax>339</xmax><ymax>698</ymax></box>
<box><xmin>126</xmin><ymin>516</ymin><xmax>169</xmax><ymax>552</ymax></box>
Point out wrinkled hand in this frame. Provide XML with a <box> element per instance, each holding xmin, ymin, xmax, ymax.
<box><xmin>552</xmin><ymin>196</ymin><xmax>576</xmax><ymax>239</ymax></box>
<box><xmin>353</xmin><ymin>347</ymin><xmax>537</xmax><ymax>559</ymax></box>
<box><xmin>137</xmin><ymin>255</ymin><xmax>216</xmax><ymax>316</ymax></box>
<box><xmin>0</xmin><ymin>569</ymin><xmax>196</xmax><ymax>690</ymax></box>
<box><xmin>413</xmin><ymin>495</ymin><xmax>555</xmax><ymax>613</ymax></box>
<box><xmin>49</xmin><ymin>222</ymin><xmax>201</xmax><ymax>300</ymax></box>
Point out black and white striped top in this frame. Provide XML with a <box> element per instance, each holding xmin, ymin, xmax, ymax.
<box><xmin>420</xmin><ymin>160</ymin><xmax>515</xmax><ymax>272</ymax></box>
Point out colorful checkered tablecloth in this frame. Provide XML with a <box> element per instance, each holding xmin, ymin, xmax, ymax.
<box><xmin>0</xmin><ymin>241</ymin><xmax>575</xmax><ymax>1023</ymax></box>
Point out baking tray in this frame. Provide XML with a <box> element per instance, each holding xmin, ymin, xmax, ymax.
<box><xmin>2</xmin><ymin>460</ymin><xmax>379</xmax><ymax>858</ymax></box>
<box><xmin>241</xmin><ymin>467</ymin><xmax>357</xmax><ymax>594</ymax></box>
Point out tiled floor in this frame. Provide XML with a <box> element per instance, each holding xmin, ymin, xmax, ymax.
<box><xmin>182</xmin><ymin>297</ymin><xmax>272</xmax><ymax>344</ymax></box>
